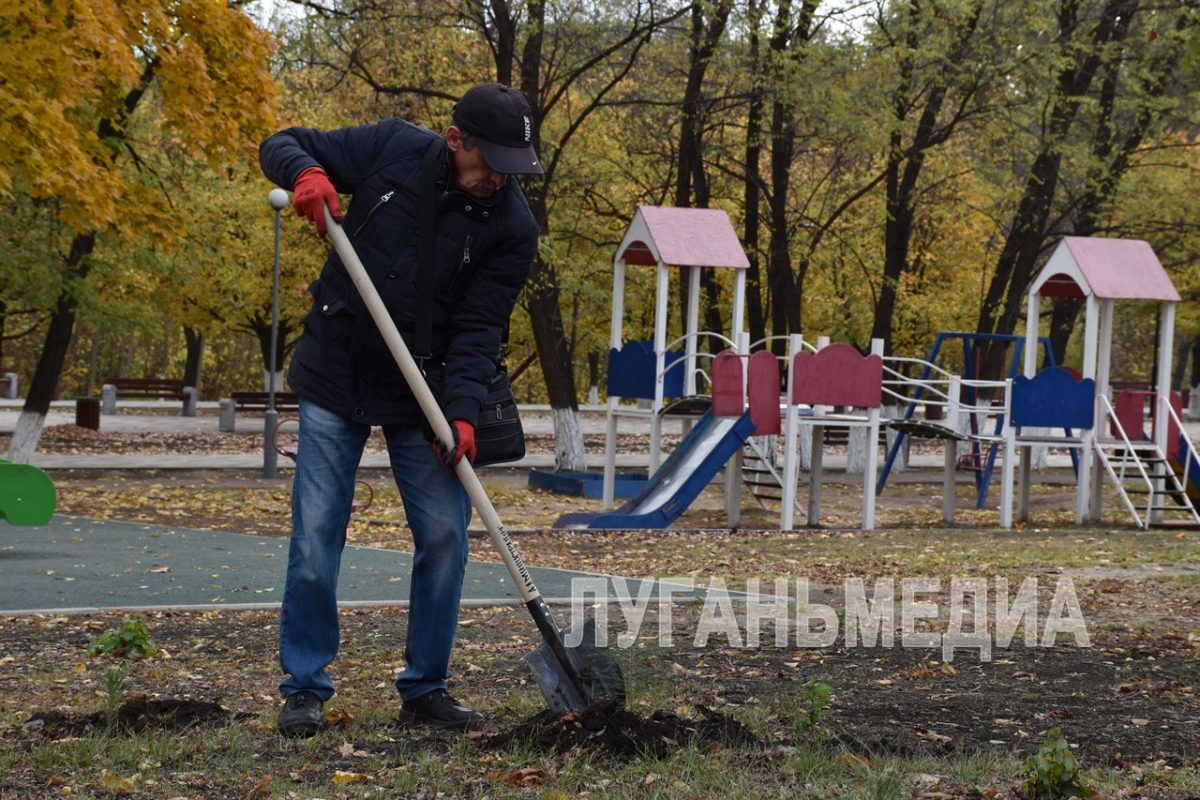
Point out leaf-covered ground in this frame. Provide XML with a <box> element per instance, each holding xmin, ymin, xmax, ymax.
<box><xmin>3</xmin><ymin>423</ymin><xmax>1200</xmax><ymax>797</ymax></box>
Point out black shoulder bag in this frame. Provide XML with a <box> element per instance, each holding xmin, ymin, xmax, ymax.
<box><xmin>413</xmin><ymin>142</ymin><xmax>525</xmax><ymax>467</ymax></box>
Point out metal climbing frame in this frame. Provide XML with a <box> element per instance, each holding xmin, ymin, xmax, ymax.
<box><xmin>876</xmin><ymin>332</ymin><xmax>1067</xmax><ymax>509</ymax></box>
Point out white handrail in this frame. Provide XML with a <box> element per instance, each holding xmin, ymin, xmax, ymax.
<box><xmin>755</xmin><ymin>334</ymin><xmax>817</xmax><ymax>354</ymax></box>
<box><xmin>1158</xmin><ymin>395</ymin><xmax>1200</xmax><ymax>481</ymax></box>
<box><xmin>664</xmin><ymin>331</ymin><xmax>737</xmax><ymax>353</ymax></box>
<box><xmin>882</xmin><ymin>355</ymin><xmax>956</xmax><ymax>381</ymax></box>
<box><xmin>1097</xmin><ymin>394</ymin><xmax>1155</xmax><ymax>527</ymax></box>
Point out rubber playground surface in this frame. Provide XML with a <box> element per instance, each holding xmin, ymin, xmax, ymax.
<box><xmin>0</xmin><ymin>516</ymin><xmax>678</xmax><ymax>614</ymax></box>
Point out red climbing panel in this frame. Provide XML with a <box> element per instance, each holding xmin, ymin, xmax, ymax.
<box><xmin>747</xmin><ymin>351</ymin><xmax>781</xmax><ymax>435</ymax></box>
<box><xmin>791</xmin><ymin>343</ymin><xmax>883</xmax><ymax>409</ymax></box>
<box><xmin>711</xmin><ymin>350</ymin><xmax>744</xmax><ymax>418</ymax></box>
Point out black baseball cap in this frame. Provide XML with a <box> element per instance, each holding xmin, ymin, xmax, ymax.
<box><xmin>452</xmin><ymin>83</ymin><xmax>544</xmax><ymax>176</ymax></box>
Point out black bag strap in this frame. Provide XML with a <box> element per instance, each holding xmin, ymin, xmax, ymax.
<box><xmin>412</xmin><ymin>139</ymin><xmax>443</xmax><ymax>364</ymax></box>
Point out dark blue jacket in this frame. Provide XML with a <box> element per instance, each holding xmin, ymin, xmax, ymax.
<box><xmin>259</xmin><ymin>119</ymin><xmax>538</xmax><ymax>428</ymax></box>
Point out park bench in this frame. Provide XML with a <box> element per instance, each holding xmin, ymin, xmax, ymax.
<box><xmin>219</xmin><ymin>391</ymin><xmax>301</xmax><ymax>432</ymax></box>
<box><xmin>101</xmin><ymin>377</ymin><xmax>198</xmax><ymax>416</ymax></box>
<box><xmin>0</xmin><ymin>369</ymin><xmax>17</xmax><ymax>400</ymax></box>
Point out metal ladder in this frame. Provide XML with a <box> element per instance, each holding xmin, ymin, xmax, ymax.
<box><xmin>742</xmin><ymin>435</ymin><xmax>784</xmax><ymax>509</ymax></box>
<box><xmin>741</xmin><ymin>435</ymin><xmax>808</xmax><ymax>522</ymax></box>
<box><xmin>1094</xmin><ymin>396</ymin><xmax>1200</xmax><ymax>528</ymax></box>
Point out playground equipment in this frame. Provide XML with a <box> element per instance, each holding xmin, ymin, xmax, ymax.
<box><xmin>559</xmin><ymin>348</ymin><xmax>777</xmax><ymax>529</ymax></box>
<box><xmin>0</xmin><ymin>459</ymin><xmax>56</xmax><ymax>526</ymax></box>
<box><xmin>601</xmin><ymin>206</ymin><xmax>750</xmax><ymax>510</ymax></box>
<box><xmin>781</xmin><ymin>336</ymin><xmax>884</xmax><ymax>530</ymax></box>
<box><xmin>877</xmin><ymin>331</ymin><xmax>1065</xmax><ymax>514</ymax></box>
<box><xmin>589</xmin><ymin>212</ymin><xmax>1198</xmax><ymax>531</ymax></box>
<box><xmin>1003</xmin><ymin>236</ymin><xmax>1200</xmax><ymax>528</ymax></box>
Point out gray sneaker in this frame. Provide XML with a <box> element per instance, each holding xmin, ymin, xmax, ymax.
<box><xmin>277</xmin><ymin>690</ymin><xmax>324</xmax><ymax>738</ymax></box>
<box><xmin>397</xmin><ymin>689</ymin><xmax>483</xmax><ymax>732</ymax></box>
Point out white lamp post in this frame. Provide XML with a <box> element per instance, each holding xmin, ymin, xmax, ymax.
<box><xmin>265</xmin><ymin>188</ymin><xmax>289</xmax><ymax>478</ymax></box>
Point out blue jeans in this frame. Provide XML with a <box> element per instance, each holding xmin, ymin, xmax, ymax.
<box><xmin>279</xmin><ymin>399</ymin><xmax>470</xmax><ymax>702</ymax></box>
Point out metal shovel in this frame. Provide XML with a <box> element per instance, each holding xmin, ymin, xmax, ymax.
<box><xmin>323</xmin><ymin>207</ymin><xmax>625</xmax><ymax>714</ymax></box>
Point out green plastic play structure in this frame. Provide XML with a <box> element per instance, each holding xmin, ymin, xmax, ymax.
<box><xmin>0</xmin><ymin>459</ymin><xmax>56</xmax><ymax>525</ymax></box>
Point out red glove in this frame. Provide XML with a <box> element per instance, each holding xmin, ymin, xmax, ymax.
<box><xmin>291</xmin><ymin>167</ymin><xmax>342</xmax><ymax>235</ymax></box>
<box><xmin>434</xmin><ymin>419</ymin><xmax>476</xmax><ymax>469</ymax></box>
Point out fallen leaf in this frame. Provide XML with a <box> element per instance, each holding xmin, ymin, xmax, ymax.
<box><xmin>323</xmin><ymin>708</ymin><xmax>353</xmax><ymax>728</ymax></box>
<box><xmin>249</xmin><ymin>775</ymin><xmax>271</xmax><ymax>796</ymax></box>
<box><xmin>913</xmin><ymin>727</ymin><xmax>952</xmax><ymax>744</ymax></box>
<box><xmin>910</xmin><ymin>773</ymin><xmax>941</xmax><ymax>789</ymax></box>
<box><xmin>338</xmin><ymin>741</ymin><xmax>355</xmax><ymax>757</ymax></box>
<box><xmin>489</xmin><ymin>768</ymin><xmax>548</xmax><ymax>787</ymax></box>
<box><xmin>331</xmin><ymin>771</ymin><xmax>370</xmax><ymax>785</ymax></box>
<box><xmin>100</xmin><ymin>770</ymin><xmax>135</xmax><ymax>795</ymax></box>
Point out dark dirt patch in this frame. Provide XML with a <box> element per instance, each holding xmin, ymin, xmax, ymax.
<box><xmin>811</xmin><ymin>642</ymin><xmax>1200</xmax><ymax>765</ymax></box>
<box><xmin>484</xmin><ymin>698</ymin><xmax>762</xmax><ymax>758</ymax></box>
<box><xmin>5</xmin><ymin>604</ymin><xmax>1200</xmax><ymax>767</ymax></box>
<box><xmin>20</xmin><ymin>696</ymin><xmax>246</xmax><ymax>738</ymax></box>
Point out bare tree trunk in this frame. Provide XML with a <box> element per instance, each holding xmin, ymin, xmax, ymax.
<box><xmin>767</xmin><ymin>98</ymin><xmax>798</xmax><ymax>355</ymax></box>
<box><xmin>674</xmin><ymin>0</ymin><xmax>732</xmax><ymax>326</ymax></box>
<box><xmin>743</xmin><ymin>1</ymin><xmax>766</xmax><ymax>347</ymax></box>
<box><xmin>9</xmin><ymin>232</ymin><xmax>95</xmax><ymax>462</ymax></box>
<box><xmin>184</xmin><ymin>326</ymin><xmax>204</xmax><ymax>392</ymax></box>
<box><xmin>762</xmin><ymin>0</ymin><xmax>819</xmax><ymax>356</ymax></box>
<box><xmin>975</xmin><ymin>0</ymin><xmax>1136</xmax><ymax>379</ymax></box>
<box><xmin>873</xmin><ymin>1</ymin><xmax>980</xmax><ymax>357</ymax></box>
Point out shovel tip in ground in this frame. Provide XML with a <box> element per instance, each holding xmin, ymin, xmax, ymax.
<box><xmin>525</xmin><ymin>617</ymin><xmax>627</xmax><ymax>716</ymax></box>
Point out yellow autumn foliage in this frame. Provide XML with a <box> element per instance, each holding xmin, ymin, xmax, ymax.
<box><xmin>0</xmin><ymin>0</ymin><xmax>278</xmax><ymax>235</ymax></box>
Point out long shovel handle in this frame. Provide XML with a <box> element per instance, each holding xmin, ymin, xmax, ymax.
<box><xmin>323</xmin><ymin>207</ymin><xmax>542</xmax><ymax>603</ymax></box>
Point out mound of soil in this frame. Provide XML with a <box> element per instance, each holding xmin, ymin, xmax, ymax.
<box><xmin>18</xmin><ymin>696</ymin><xmax>244</xmax><ymax>738</ymax></box>
<box><xmin>486</xmin><ymin>699</ymin><xmax>762</xmax><ymax>758</ymax></box>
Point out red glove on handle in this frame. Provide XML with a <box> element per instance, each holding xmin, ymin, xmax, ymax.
<box><xmin>291</xmin><ymin>167</ymin><xmax>342</xmax><ymax>235</ymax></box>
<box><xmin>434</xmin><ymin>419</ymin><xmax>476</xmax><ymax>469</ymax></box>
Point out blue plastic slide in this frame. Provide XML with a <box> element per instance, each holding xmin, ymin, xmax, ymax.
<box><xmin>553</xmin><ymin>410</ymin><xmax>757</xmax><ymax>530</ymax></box>
<box><xmin>1170</xmin><ymin>433</ymin><xmax>1200</xmax><ymax>505</ymax></box>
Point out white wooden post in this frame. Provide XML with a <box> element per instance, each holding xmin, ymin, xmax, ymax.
<box><xmin>725</xmin><ymin>331</ymin><xmax>751</xmax><ymax>525</ymax></box>
<box><xmin>781</xmin><ymin>334</ymin><xmax>802</xmax><ymax>530</ymax></box>
<box><xmin>862</xmin><ymin>338</ymin><xmax>884</xmax><ymax>530</ymax></box>
<box><xmin>685</xmin><ymin>265</ymin><xmax>701</xmax><ymax>396</ymax></box>
<box><xmin>1001</xmin><ymin>379</ymin><xmax>1015</xmax><ymax>528</ymax></box>
<box><xmin>650</xmin><ymin>261</ymin><xmax>670</xmax><ymax>475</ymax></box>
<box><xmin>807</xmin><ymin>336</ymin><xmax>831</xmax><ymax>525</ymax></box>
<box><xmin>1152</xmin><ymin>301</ymin><xmax>1176</xmax><ymax>524</ymax></box>
<box><xmin>603</xmin><ymin>257</ymin><xmax>627</xmax><ymax>509</ymax></box>
<box><xmin>1086</xmin><ymin>298</ymin><xmax>1113</xmax><ymax>519</ymax></box>
<box><xmin>943</xmin><ymin>375</ymin><xmax>961</xmax><ymax>523</ymax></box>
<box><xmin>1077</xmin><ymin>294</ymin><xmax>1100</xmax><ymax>523</ymax></box>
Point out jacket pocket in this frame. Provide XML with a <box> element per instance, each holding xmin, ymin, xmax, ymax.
<box><xmin>304</xmin><ymin>279</ymin><xmax>357</xmax><ymax>350</ymax></box>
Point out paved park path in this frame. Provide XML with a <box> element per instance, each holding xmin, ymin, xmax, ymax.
<box><xmin>0</xmin><ymin>515</ymin><xmax>683</xmax><ymax>615</ymax></box>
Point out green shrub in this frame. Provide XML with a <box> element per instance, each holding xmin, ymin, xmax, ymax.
<box><xmin>1022</xmin><ymin>728</ymin><xmax>1093</xmax><ymax>799</ymax></box>
<box><xmin>86</xmin><ymin>615</ymin><xmax>158</xmax><ymax>659</ymax></box>
<box><xmin>794</xmin><ymin>675</ymin><xmax>833</xmax><ymax>732</ymax></box>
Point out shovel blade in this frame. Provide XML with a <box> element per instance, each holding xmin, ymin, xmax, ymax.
<box><xmin>523</xmin><ymin>617</ymin><xmax>626</xmax><ymax>715</ymax></box>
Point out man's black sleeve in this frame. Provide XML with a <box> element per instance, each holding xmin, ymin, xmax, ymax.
<box><xmin>259</xmin><ymin>122</ymin><xmax>393</xmax><ymax>193</ymax></box>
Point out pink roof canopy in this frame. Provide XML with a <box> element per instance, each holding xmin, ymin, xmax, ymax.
<box><xmin>1033</xmin><ymin>236</ymin><xmax>1180</xmax><ymax>301</ymax></box>
<box><xmin>617</xmin><ymin>205</ymin><xmax>750</xmax><ymax>269</ymax></box>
